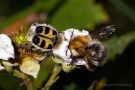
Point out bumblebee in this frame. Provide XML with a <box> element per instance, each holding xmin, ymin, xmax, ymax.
<box><xmin>27</xmin><ymin>23</ymin><xmax>62</xmax><ymax>51</ymax></box>
<box><xmin>68</xmin><ymin>25</ymin><xmax>116</xmax><ymax>70</ymax></box>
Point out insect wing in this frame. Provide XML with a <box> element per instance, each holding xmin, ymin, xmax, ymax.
<box><xmin>90</xmin><ymin>25</ymin><xmax>116</xmax><ymax>40</ymax></box>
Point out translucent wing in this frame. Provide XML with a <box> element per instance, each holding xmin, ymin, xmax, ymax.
<box><xmin>90</xmin><ymin>25</ymin><xmax>116</xmax><ymax>40</ymax></box>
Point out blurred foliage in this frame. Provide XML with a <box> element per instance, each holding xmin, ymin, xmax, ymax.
<box><xmin>0</xmin><ymin>0</ymin><xmax>135</xmax><ymax>90</ymax></box>
<box><xmin>50</xmin><ymin>0</ymin><xmax>108</xmax><ymax>30</ymax></box>
<box><xmin>109</xmin><ymin>0</ymin><xmax>135</xmax><ymax>23</ymax></box>
<box><xmin>0</xmin><ymin>71</ymin><xmax>26</xmax><ymax>90</ymax></box>
<box><xmin>64</xmin><ymin>83</ymin><xmax>78</xmax><ymax>90</ymax></box>
<box><xmin>104</xmin><ymin>31</ymin><xmax>135</xmax><ymax>60</ymax></box>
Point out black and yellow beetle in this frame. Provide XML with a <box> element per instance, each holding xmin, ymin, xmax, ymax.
<box><xmin>27</xmin><ymin>23</ymin><xmax>62</xmax><ymax>51</ymax></box>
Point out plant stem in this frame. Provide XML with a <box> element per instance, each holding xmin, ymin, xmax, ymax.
<box><xmin>41</xmin><ymin>64</ymin><xmax>62</xmax><ymax>90</ymax></box>
<box><xmin>24</xmin><ymin>77</ymin><xmax>35</xmax><ymax>90</ymax></box>
<box><xmin>13</xmin><ymin>70</ymin><xmax>35</xmax><ymax>90</ymax></box>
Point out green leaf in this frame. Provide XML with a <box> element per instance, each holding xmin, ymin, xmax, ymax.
<box><xmin>104</xmin><ymin>31</ymin><xmax>135</xmax><ymax>59</ymax></box>
<box><xmin>51</xmin><ymin>0</ymin><xmax>108</xmax><ymax>31</ymax></box>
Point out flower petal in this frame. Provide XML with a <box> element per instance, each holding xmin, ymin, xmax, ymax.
<box><xmin>0</xmin><ymin>34</ymin><xmax>14</xmax><ymax>60</ymax></box>
<box><xmin>63</xmin><ymin>29</ymin><xmax>89</xmax><ymax>41</ymax></box>
<box><xmin>53</xmin><ymin>41</ymin><xmax>72</xmax><ymax>64</ymax></box>
<box><xmin>20</xmin><ymin>57</ymin><xmax>40</xmax><ymax>78</ymax></box>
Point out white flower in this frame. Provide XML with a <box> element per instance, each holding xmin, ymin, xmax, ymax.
<box><xmin>64</xmin><ymin>28</ymin><xmax>89</xmax><ymax>42</ymax></box>
<box><xmin>20</xmin><ymin>57</ymin><xmax>40</xmax><ymax>78</ymax></box>
<box><xmin>0</xmin><ymin>34</ymin><xmax>14</xmax><ymax>60</ymax></box>
<box><xmin>53</xmin><ymin>41</ymin><xmax>72</xmax><ymax>64</ymax></box>
<box><xmin>53</xmin><ymin>29</ymin><xmax>89</xmax><ymax>66</ymax></box>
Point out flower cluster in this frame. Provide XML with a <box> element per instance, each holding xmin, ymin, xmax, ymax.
<box><xmin>0</xmin><ymin>28</ymin><xmax>90</xmax><ymax>78</ymax></box>
<box><xmin>0</xmin><ymin>23</ymin><xmax>111</xmax><ymax>78</ymax></box>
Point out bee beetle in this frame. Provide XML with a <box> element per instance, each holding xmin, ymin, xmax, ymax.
<box><xmin>27</xmin><ymin>23</ymin><xmax>62</xmax><ymax>51</ymax></box>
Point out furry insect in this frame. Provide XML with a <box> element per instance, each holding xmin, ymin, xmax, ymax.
<box><xmin>68</xmin><ymin>25</ymin><xmax>116</xmax><ymax>70</ymax></box>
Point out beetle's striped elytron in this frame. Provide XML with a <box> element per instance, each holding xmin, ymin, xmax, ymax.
<box><xmin>27</xmin><ymin>23</ymin><xmax>60</xmax><ymax>51</ymax></box>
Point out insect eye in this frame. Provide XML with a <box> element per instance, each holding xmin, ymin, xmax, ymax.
<box><xmin>33</xmin><ymin>36</ymin><xmax>40</xmax><ymax>44</ymax></box>
<box><xmin>36</xmin><ymin>26</ymin><xmax>43</xmax><ymax>33</ymax></box>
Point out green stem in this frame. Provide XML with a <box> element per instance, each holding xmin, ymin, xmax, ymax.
<box><xmin>41</xmin><ymin>64</ymin><xmax>62</xmax><ymax>90</ymax></box>
<box><xmin>13</xmin><ymin>70</ymin><xmax>35</xmax><ymax>90</ymax></box>
<box><xmin>2</xmin><ymin>62</ymin><xmax>36</xmax><ymax>90</ymax></box>
<box><xmin>24</xmin><ymin>77</ymin><xmax>35</xmax><ymax>90</ymax></box>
